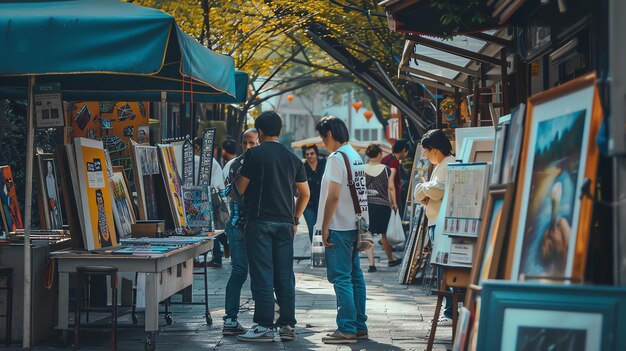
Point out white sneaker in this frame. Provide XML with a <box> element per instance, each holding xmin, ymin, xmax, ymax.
<box><xmin>435</xmin><ymin>316</ymin><xmax>453</xmax><ymax>326</ymax></box>
<box><xmin>278</xmin><ymin>325</ymin><xmax>296</xmax><ymax>341</ymax></box>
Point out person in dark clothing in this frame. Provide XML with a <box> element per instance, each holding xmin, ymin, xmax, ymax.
<box><xmin>381</xmin><ymin>139</ymin><xmax>410</xmax><ymax>215</ymax></box>
<box><xmin>236</xmin><ymin>111</ymin><xmax>310</xmax><ymax>343</ymax></box>
<box><xmin>301</xmin><ymin>145</ymin><xmax>326</xmax><ymax>241</ymax></box>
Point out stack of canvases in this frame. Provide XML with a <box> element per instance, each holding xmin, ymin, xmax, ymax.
<box><xmin>398</xmin><ymin>204</ymin><xmax>427</xmax><ymax>284</ymax></box>
<box><xmin>452</xmin><ymin>73</ymin><xmax>626</xmax><ymax>351</ymax></box>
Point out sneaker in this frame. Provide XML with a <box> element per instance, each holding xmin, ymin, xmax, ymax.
<box><xmin>434</xmin><ymin>316</ymin><xmax>453</xmax><ymax>326</ymax></box>
<box><xmin>367</xmin><ymin>266</ymin><xmax>377</xmax><ymax>273</ymax></box>
<box><xmin>206</xmin><ymin>261</ymin><xmax>222</xmax><ymax>268</ymax></box>
<box><xmin>356</xmin><ymin>329</ymin><xmax>369</xmax><ymax>340</ymax></box>
<box><xmin>222</xmin><ymin>318</ymin><xmax>246</xmax><ymax>335</ymax></box>
<box><xmin>322</xmin><ymin>329</ymin><xmax>357</xmax><ymax>344</ymax></box>
<box><xmin>278</xmin><ymin>325</ymin><xmax>296</xmax><ymax>341</ymax></box>
<box><xmin>388</xmin><ymin>258</ymin><xmax>402</xmax><ymax>267</ymax></box>
<box><xmin>236</xmin><ymin>325</ymin><xmax>275</xmax><ymax>343</ymax></box>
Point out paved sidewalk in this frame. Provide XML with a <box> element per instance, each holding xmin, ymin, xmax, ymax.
<box><xmin>33</xmin><ymin>227</ymin><xmax>452</xmax><ymax>350</ymax></box>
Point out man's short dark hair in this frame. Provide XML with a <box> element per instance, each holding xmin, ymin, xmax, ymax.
<box><xmin>392</xmin><ymin>139</ymin><xmax>410</xmax><ymax>153</ymax></box>
<box><xmin>301</xmin><ymin>144</ymin><xmax>319</xmax><ymax>157</ymax></box>
<box><xmin>315</xmin><ymin>115</ymin><xmax>349</xmax><ymax>143</ymax></box>
<box><xmin>420</xmin><ymin>129</ymin><xmax>452</xmax><ymax>156</ymax></box>
<box><xmin>222</xmin><ymin>139</ymin><xmax>237</xmax><ymax>155</ymax></box>
<box><xmin>255</xmin><ymin>111</ymin><xmax>282</xmax><ymax>137</ymax></box>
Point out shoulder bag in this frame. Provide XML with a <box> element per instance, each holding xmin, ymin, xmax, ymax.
<box><xmin>337</xmin><ymin>151</ymin><xmax>374</xmax><ymax>251</ymax></box>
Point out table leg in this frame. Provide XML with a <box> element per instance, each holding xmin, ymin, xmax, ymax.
<box><xmin>144</xmin><ymin>273</ymin><xmax>158</xmax><ymax>332</ymax></box>
<box><xmin>57</xmin><ymin>272</ymin><xmax>69</xmax><ymax>330</ymax></box>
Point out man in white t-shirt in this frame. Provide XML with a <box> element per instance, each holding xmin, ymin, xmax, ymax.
<box><xmin>314</xmin><ymin>115</ymin><xmax>368</xmax><ymax>345</ymax></box>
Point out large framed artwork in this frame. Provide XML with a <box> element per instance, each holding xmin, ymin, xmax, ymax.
<box><xmin>505</xmin><ymin>73</ymin><xmax>602</xmax><ymax>281</ymax></box>
<box><xmin>109</xmin><ymin>171</ymin><xmax>135</xmax><ymax>238</ymax></box>
<box><xmin>157</xmin><ymin>144</ymin><xmax>186</xmax><ymax>229</ymax></box>
<box><xmin>130</xmin><ymin>140</ymin><xmax>159</xmax><ymax>220</ymax></box>
<box><xmin>0</xmin><ymin>165</ymin><xmax>23</xmax><ymax>235</ymax></box>
<box><xmin>36</xmin><ymin>153</ymin><xmax>64</xmax><ymax>230</ymax></box>
<box><xmin>466</xmin><ymin>184</ymin><xmax>515</xmax><ymax>311</ymax></box>
<box><xmin>73</xmin><ymin>138</ymin><xmax>118</xmax><ymax>250</ymax></box>
<box><xmin>476</xmin><ymin>281</ymin><xmax>626</xmax><ymax>351</ymax></box>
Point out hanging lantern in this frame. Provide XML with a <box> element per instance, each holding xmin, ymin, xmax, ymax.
<box><xmin>363</xmin><ymin>111</ymin><xmax>374</xmax><ymax>122</ymax></box>
<box><xmin>352</xmin><ymin>101</ymin><xmax>363</xmax><ymax>112</ymax></box>
<box><xmin>287</xmin><ymin>95</ymin><xmax>294</xmax><ymax>102</ymax></box>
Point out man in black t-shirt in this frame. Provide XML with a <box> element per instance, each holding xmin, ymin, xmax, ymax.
<box><xmin>236</xmin><ymin>111</ymin><xmax>310</xmax><ymax>343</ymax></box>
<box><xmin>302</xmin><ymin>145</ymin><xmax>326</xmax><ymax>241</ymax></box>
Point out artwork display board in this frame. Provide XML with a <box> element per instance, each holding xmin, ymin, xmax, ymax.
<box><xmin>476</xmin><ymin>281</ymin><xmax>626</xmax><ymax>351</ymax></box>
<box><xmin>73</xmin><ymin>137</ymin><xmax>117</xmax><ymax>250</ymax></box>
<box><xmin>198</xmin><ymin>128</ymin><xmax>216</xmax><ymax>186</ymax></box>
<box><xmin>130</xmin><ymin>140</ymin><xmax>159</xmax><ymax>220</ymax></box>
<box><xmin>110</xmin><ymin>171</ymin><xmax>136</xmax><ymax>238</ymax></box>
<box><xmin>36</xmin><ymin>153</ymin><xmax>64</xmax><ymax>230</ymax></box>
<box><xmin>182</xmin><ymin>185</ymin><xmax>213</xmax><ymax>234</ymax></box>
<box><xmin>182</xmin><ymin>139</ymin><xmax>194</xmax><ymax>186</ymax></box>
<box><xmin>443</xmin><ymin>163</ymin><xmax>489</xmax><ymax>237</ymax></box>
<box><xmin>157</xmin><ymin>144</ymin><xmax>186</xmax><ymax>229</ymax></box>
<box><xmin>505</xmin><ymin>74</ymin><xmax>602</xmax><ymax>281</ymax></box>
<box><xmin>398</xmin><ymin>204</ymin><xmax>428</xmax><ymax>284</ymax></box>
<box><xmin>0</xmin><ymin>166</ymin><xmax>23</xmax><ymax>237</ymax></box>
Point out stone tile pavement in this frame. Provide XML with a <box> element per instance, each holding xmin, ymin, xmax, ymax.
<box><xmin>31</xmin><ymin>226</ymin><xmax>453</xmax><ymax>351</ymax></box>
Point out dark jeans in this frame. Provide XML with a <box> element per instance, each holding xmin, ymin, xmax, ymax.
<box><xmin>244</xmin><ymin>219</ymin><xmax>296</xmax><ymax>328</ymax></box>
<box><xmin>224</xmin><ymin>222</ymin><xmax>248</xmax><ymax>320</ymax></box>
<box><xmin>303</xmin><ymin>206</ymin><xmax>317</xmax><ymax>242</ymax></box>
<box><xmin>211</xmin><ymin>233</ymin><xmax>228</xmax><ymax>264</ymax></box>
<box><xmin>429</xmin><ymin>225</ymin><xmax>452</xmax><ymax>318</ymax></box>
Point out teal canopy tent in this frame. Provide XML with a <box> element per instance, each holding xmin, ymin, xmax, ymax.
<box><xmin>0</xmin><ymin>0</ymin><xmax>242</xmax><ymax>347</ymax></box>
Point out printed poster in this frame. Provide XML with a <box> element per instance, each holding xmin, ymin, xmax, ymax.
<box><xmin>74</xmin><ymin>138</ymin><xmax>118</xmax><ymax>250</ymax></box>
<box><xmin>182</xmin><ymin>185</ymin><xmax>213</xmax><ymax>233</ymax></box>
<box><xmin>158</xmin><ymin>144</ymin><xmax>186</xmax><ymax>228</ymax></box>
<box><xmin>0</xmin><ymin>166</ymin><xmax>23</xmax><ymax>236</ymax></box>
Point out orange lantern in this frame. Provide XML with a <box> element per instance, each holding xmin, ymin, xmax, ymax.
<box><xmin>363</xmin><ymin>111</ymin><xmax>374</xmax><ymax>122</ymax></box>
<box><xmin>352</xmin><ymin>101</ymin><xmax>363</xmax><ymax>112</ymax></box>
<box><xmin>287</xmin><ymin>95</ymin><xmax>294</xmax><ymax>102</ymax></box>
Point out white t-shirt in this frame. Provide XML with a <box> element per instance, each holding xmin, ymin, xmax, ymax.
<box><xmin>194</xmin><ymin>155</ymin><xmax>224</xmax><ymax>190</ymax></box>
<box><xmin>222</xmin><ymin>158</ymin><xmax>235</xmax><ymax>183</ymax></box>
<box><xmin>315</xmin><ymin>144</ymin><xmax>369</xmax><ymax>231</ymax></box>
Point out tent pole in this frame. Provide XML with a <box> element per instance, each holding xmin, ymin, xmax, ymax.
<box><xmin>23</xmin><ymin>75</ymin><xmax>35</xmax><ymax>349</ymax></box>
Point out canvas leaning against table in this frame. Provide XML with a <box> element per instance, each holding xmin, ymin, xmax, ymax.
<box><xmin>73</xmin><ymin>137</ymin><xmax>118</xmax><ymax>250</ymax></box>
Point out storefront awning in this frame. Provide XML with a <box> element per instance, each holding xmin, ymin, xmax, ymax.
<box><xmin>0</xmin><ymin>0</ymin><xmax>236</xmax><ymax>97</ymax></box>
<box><xmin>379</xmin><ymin>0</ymin><xmax>525</xmax><ymax>37</ymax></box>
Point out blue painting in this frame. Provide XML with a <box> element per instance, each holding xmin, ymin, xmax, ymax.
<box><xmin>519</xmin><ymin>109</ymin><xmax>586</xmax><ymax>277</ymax></box>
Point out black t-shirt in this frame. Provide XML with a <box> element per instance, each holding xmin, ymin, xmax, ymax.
<box><xmin>304</xmin><ymin>158</ymin><xmax>326</xmax><ymax>209</ymax></box>
<box><xmin>240</xmin><ymin>142</ymin><xmax>307</xmax><ymax>222</ymax></box>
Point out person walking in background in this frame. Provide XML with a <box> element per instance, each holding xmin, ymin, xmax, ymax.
<box><xmin>221</xmin><ymin>128</ymin><xmax>259</xmax><ymax>336</ymax></box>
<box><xmin>302</xmin><ymin>144</ymin><xmax>326</xmax><ymax>241</ymax></box>
<box><xmin>236</xmin><ymin>111</ymin><xmax>310</xmax><ymax>343</ymax></box>
<box><xmin>221</xmin><ymin>138</ymin><xmax>237</xmax><ymax>166</ymax></box>
<box><xmin>315</xmin><ymin>115</ymin><xmax>368</xmax><ymax>344</ymax></box>
<box><xmin>363</xmin><ymin>144</ymin><xmax>401</xmax><ymax>272</ymax></box>
<box><xmin>382</xmin><ymin>139</ymin><xmax>410</xmax><ymax>215</ymax></box>
<box><xmin>414</xmin><ymin>129</ymin><xmax>455</xmax><ymax>326</ymax></box>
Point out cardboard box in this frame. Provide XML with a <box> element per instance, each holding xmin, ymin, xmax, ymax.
<box><xmin>131</xmin><ymin>220</ymin><xmax>165</xmax><ymax>238</ymax></box>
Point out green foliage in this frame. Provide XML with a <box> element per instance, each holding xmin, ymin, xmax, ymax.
<box><xmin>430</xmin><ymin>0</ymin><xmax>490</xmax><ymax>37</ymax></box>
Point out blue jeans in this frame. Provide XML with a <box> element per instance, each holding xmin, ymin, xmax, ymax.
<box><xmin>324</xmin><ymin>229</ymin><xmax>367</xmax><ymax>334</ymax></box>
<box><xmin>244</xmin><ymin>219</ymin><xmax>296</xmax><ymax>328</ymax></box>
<box><xmin>224</xmin><ymin>222</ymin><xmax>248</xmax><ymax>321</ymax></box>
<box><xmin>429</xmin><ymin>226</ymin><xmax>452</xmax><ymax>318</ymax></box>
<box><xmin>211</xmin><ymin>233</ymin><xmax>228</xmax><ymax>264</ymax></box>
<box><xmin>303</xmin><ymin>206</ymin><xmax>317</xmax><ymax>242</ymax></box>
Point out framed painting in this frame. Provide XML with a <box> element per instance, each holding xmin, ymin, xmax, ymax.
<box><xmin>0</xmin><ymin>165</ymin><xmax>23</xmax><ymax>235</ymax></box>
<box><xmin>110</xmin><ymin>171</ymin><xmax>136</xmax><ymax>238</ymax></box>
<box><xmin>36</xmin><ymin>153</ymin><xmax>64</xmax><ymax>230</ymax></box>
<box><xmin>73</xmin><ymin>137</ymin><xmax>118</xmax><ymax>250</ymax></box>
<box><xmin>476</xmin><ymin>281</ymin><xmax>626</xmax><ymax>351</ymax></box>
<box><xmin>501</xmin><ymin>103</ymin><xmax>526</xmax><ymax>184</ymax></box>
<box><xmin>130</xmin><ymin>140</ymin><xmax>159</xmax><ymax>220</ymax></box>
<box><xmin>454</xmin><ymin>126</ymin><xmax>494</xmax><ymax>158</ymax></box>
<box><xmin>505</xmin><ymin>73</ymin><xmax>602</xmax><ymax>281</ymax></box>
<box><xmin>466</xmin><ymin>184</ymin><xmax>515</xmax><ymax>310</ymax></box>
<box><xmin>157</xmin><ymin>144</ymin><xmax>186</xmax><ymax>229</ymax></box>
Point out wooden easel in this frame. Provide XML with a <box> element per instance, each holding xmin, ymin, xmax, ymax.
<box><xmin>427</xmin><ymin>266</ymin><xmax>471</xmax><ymax>351</ymax></box>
